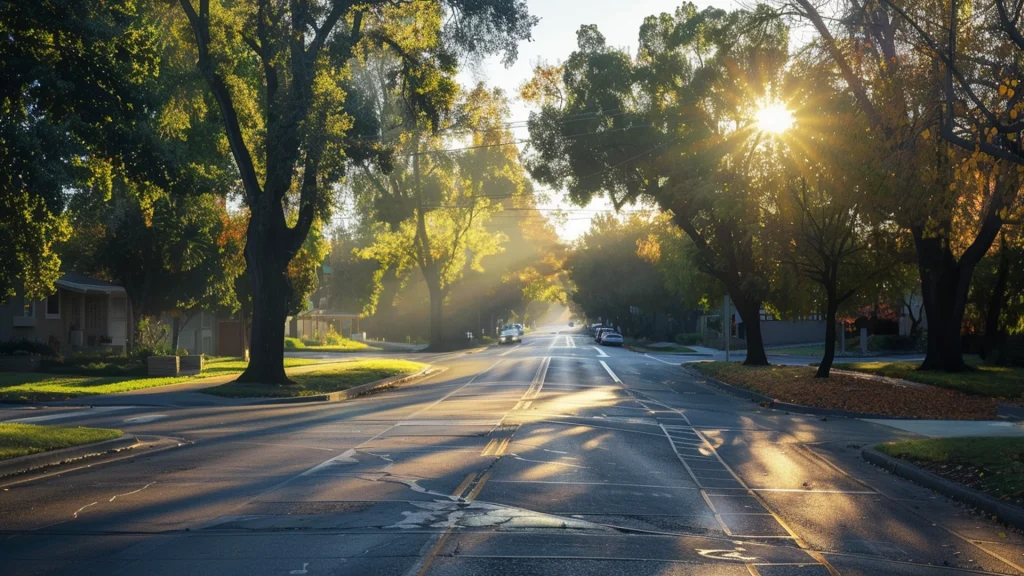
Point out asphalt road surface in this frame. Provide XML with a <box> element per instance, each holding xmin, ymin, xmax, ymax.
<box><xmin>2</xmin><ymin>325</ymin><xmax>1023</xmax><ymax>575</ymax></box>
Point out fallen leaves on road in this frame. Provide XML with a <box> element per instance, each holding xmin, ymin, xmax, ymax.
<box><xmin>692</xmin><ymin>363</ymin><xmax>999</xmax><ymax>420</ymax></box>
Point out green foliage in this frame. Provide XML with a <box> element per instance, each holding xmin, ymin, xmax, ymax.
<box><xmin>566</xmin><ymin>213</ymin><xmax>689</xmax><ymax>337</ymax></box>
<box><xmin>287</xmin><ymin>222</ymin><xmax>331</xmax><ymax>316</ymax></box>
<box><xmin>284</xmin><ymin>337</ymin><xmax>306</xmax><ymax>350</ymax></box>
<box><xmin>0</xmin><ymin>339</ymin><xmax>59</xmax><ymax>358</ymax></box>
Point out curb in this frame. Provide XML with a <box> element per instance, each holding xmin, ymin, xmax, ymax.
<box><xmin>862</xmin><ymin>447</ymin><xmax>1024</xmax><ymax>530</ymax></box>
<box><xmin>248</xmin><ymin>366</ymin><xmax>443</xmax><ymax>405</ymax></box>
<box><xmin>625</xmin><ymin>345</ymin><xmax>712</xmax><ymax>357</ymax></box>
<box><xmin>0</xmin><ymin>434</ymin><xmax>139</xmax><ymax>479</ymax></box>
<box><xmin>683</xmin><ymin>365</ymin><xmax>915</xmax><ymax>420</ymax></box>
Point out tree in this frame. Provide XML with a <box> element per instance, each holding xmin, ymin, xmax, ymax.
<box><xmin>523</xmin><ymin>6</ymin><xmax>791</xmax><ymax>364</ymax></box>
<box><xmin>566</xmin><ymin>213</ymin><xmax>683</xmax><ymax>336</ymax></box>
<box><xmin>174</xmin><ymin>0</ymin><xmax>536</xmax><ymax>382</ymax></box>
<box><xmin>0</xmin><ymin>0</ymin><xmax>185</xmax><ymax>302</ymax></box>
<box><xmin>789</xmin><ymin>0</ymin><xmax>1019</xmax><ymax>371</ymax></box>
<box><xmin>63</xmin><ymin>185</ymin><xmax>244</xmax><ymax>350</ymax></box>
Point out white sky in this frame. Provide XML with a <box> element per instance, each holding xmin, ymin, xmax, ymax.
<box><xmin>459</xmin><ymin>0</ymin><xmax>738</xmax><ymax>242</ymax></box>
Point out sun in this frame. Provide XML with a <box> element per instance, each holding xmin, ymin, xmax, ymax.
<box><xmin>754</xmin><ymin>101</ymin><xmax>795</xmax><ymax>135</ymax></box>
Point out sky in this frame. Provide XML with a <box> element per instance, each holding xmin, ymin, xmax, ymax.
<box><xmin>459</xmin><ymin>0</ymin><xmax>737</xmax><ymax>242</ymax></box>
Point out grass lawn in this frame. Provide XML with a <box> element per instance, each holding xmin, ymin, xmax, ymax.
<box><xmin>836</xmin><ymin>356</ymin><xmax>1024</xmax><ymax>400</ymax></box>
<box><xmin>203</xmin><ymin>359</ymin><xmax>428</xmax><ymax>398</ymax></box>
<box><xmin>0</xmin><ymin>423</ymin><xmax>122</xmax><ymax>460</ymax></box>
<box><xmin>691</xmin><ymin>362</ymin><xmax>1000</xmax><ymax>419</ymax></box>
<box><xmin>877</xmin><ymin>437</ymin><xmax>1024</xmax><ymax>507</ymax></box>
<box><xmin>0</xmin><ymin>357</ymin><xmax>325</xmax><ymax>403</ymax></box>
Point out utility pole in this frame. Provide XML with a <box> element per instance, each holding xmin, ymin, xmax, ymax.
<box><xmin>723</xmin><ymin>294</ymin><xmax>730</xmax><ymax>363</ymax></box>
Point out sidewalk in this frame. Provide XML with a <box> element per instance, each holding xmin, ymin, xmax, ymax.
<box><xmin>863</xmin><ymin>419</ymin><xmax>1024</xmax><ymax>438</ymax></box>
<box><xmin>656</xmin><ymin>346</ymin><xmax>926</xmax><ymax>365</ymax></box>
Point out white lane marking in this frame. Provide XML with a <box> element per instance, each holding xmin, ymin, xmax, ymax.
<box><xmin>599</xmin><ymin>361</ymin><xmax>621</xmax><ymax>383</ymax></box>
<box><xmin>592</xmin><ymin>346</ymin><xmax>608</xmax><ymax>358</ymax></box>
<box><xmin>124</xmin><ymin>414</ymin><xmax>167</xmax><ymax>424</ymax></box>
<box><xmin>644</xmin><ymin>353</ymin><xmax>679</xmax><ymax>366</ymax></box>
<box><xmin>510</xmin><ymin>454</ymin><xmax>589</xmax><ymax>468</ymax></box>
<box><xmin>109</xmin><ymin>482</ymin><xmax>154</xmax><ymax>503</ymax></box>
<box><xmin>289</xmin><ymin>563</ymin><xmax>311</xmax><ymax>575</ymax></box>
<box><xmin>5</xmin><ymin>406</ymin><xmax>132</xmax><ymax>424</ymax></box>
<box><xmin>72</xmin><ymin>502</ymin><xmax>97</xmax><ymax>519</ymax></box>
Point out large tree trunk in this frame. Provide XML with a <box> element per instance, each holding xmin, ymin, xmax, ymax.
<box><xmin>171</xmin><ymin>316</ymin><xmax>181</xmax><ymax>352</ymax></box>
<box><xmin>914</xmin><ymin>231</ymin><xmax>972</xmax><ymax>372</ymax></box>
<box><xmin>982</xmin><ymin>247</ymin><xmax>1010</xmax><ymax>360</ymax></box>
<box><xmin>236</xmin><ymin>226</ymin><xmax>293</xmax><ymax>384</ymax></box>
<box><xmin>817</xmin><ymin>296</ymin><xmax>839</xmax><ymax>378</ymax></box>
<box><xmin>425</xmin><ymin>269</ymin><xmax>444</xmax><ymax>351</ymax></box>
<box><xmin>731</xmin><ymin>293</ymin><xmax>768</xmax><ymax>366</ymax></box>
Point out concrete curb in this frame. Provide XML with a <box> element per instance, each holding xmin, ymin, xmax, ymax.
<box><xmin>0</xmin><ymin>434</ymin><xmax>139</xmax><ymax>479</ymax></box>
<box><xmin>862</xmin><ymin>447</ymin><xmax>1024</xmax><ymax>530</ymax></box>
<box><xmin>625</xmin><ymin>345</ymin><xmax>712</xmax><ymax>357</ymax></box>
<box><xmin>247</xmin><ymin>366</ymin><xmax>443</xmax><ymax>405</ymax></box>
<box><xmin>683</xmin><ymin>365</ymin><xmax>914</xmax><ymax>420</ymax></box>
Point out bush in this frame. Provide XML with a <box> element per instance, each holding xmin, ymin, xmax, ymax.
<box><xmin>41</xmin><ymin>352</ymin><xmax>146</xmax><ymax>376</ymax></box>
<box><xmin>0</xmin><ymin>338</ymin><xmax>59</xmax><ymax>357</ymax></box>
<box><xmin>674</xmin><ymin>333</ymin><xmax>702</xmax><ymax>346</ymax></box>
<box><xmin>868</xmin><ymin>334</ymin><xmax>917</xmax><ymax>351</ymax></box>
<box><xmin>284</xmin><ymin>337</ymin><xmax>306</xmax><ymax>349</ymax></box>
<box><xmin>324</xmin><ymin>327</ymin><xmax>345</xmax><ymax>346</ymax></box>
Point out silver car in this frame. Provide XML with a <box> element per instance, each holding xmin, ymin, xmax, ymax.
<box><xmin>600</xmin><ymin>332</ymin><xmax>624</xmax><ymax>346</ymax></box>
<box><xmin>498</xmin><ymin>325</ymin><xmax>521</xmax><ymax>344</ymax></box>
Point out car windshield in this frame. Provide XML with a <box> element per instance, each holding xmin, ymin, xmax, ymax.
<box><xmin>501</xmin><ymin>325</ymin><xmax>515</xmax><ymax>331</ymax></box>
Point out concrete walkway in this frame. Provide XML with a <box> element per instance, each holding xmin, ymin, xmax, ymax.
<box><xmin>863</xmin><ymin>418</ymin><xmax>1024</xmax><ymax>438</ymax></box>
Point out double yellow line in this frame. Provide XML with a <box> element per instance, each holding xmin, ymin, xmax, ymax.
<box><xmin>480</xmin><ymin>437</ymin><xmax>511</xmax><ymax>457</ymax></box>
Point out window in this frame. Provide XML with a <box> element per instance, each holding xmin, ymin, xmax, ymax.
<box><xmin>22</xmin><ymin>301</ymin><xmax>34</xmax><ymax>317</ymax></box>
<box><xmin>45</xmin><ymin>293</ymin><xmax>60</xmax><ymax>319</ymax></box>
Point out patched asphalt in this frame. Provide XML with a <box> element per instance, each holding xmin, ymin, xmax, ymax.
<box><xmin>1</xmin><ymin>327</ymin><xmax>1022</xmax><ymax>575</ymax></box>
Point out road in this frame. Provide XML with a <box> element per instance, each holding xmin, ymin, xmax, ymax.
<box><xmin>2</xmin><ymin>326</ymin><xmax>1023</xmax><ymax>575</ymax></box>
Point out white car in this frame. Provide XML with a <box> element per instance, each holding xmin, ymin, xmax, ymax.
<box><xmin>600</xmin><ymin>332</ymin><xmax>624</xmax><ymax>346</ymax></box>
<box><xmin>498</xmin><ymin>325</ymin><xmax>521</xmax><ymax>344</ymax></box>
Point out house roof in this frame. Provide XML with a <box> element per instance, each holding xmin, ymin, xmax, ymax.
<box><xmin>55</xmin><ymin>272</ymin><xmax>126</xmax><ymax>295</ymax></box>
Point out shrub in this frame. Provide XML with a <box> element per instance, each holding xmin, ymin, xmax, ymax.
<box><xmin>0</xmin><ymin>338</ymin><xmax>59</xmax><ymax>357</ymax></box>
<box><xmin>41</xmin><ymin>352</ymin><xmax>146</xmax><ymax>376</ymax></box>
<box><xmin>284</xmin><ymin>337</ymin><xmax>306</xmax><ymax>349</ymax></box>
<box><xmin>868</xmin><ymin>334</ymin><xmax>916</xmax><ymax>351</ymax></box>
<box><xmin>674</xmin><ymin>333</ymin><xmax>702</xmax><ymax>346</ymax></box>
<box><xmin>324</xmin><ymin>327</ymin><xmax>345</xmax><ymax>345</ymax></box>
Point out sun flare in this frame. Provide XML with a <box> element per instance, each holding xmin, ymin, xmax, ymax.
<box><xmin>754</xmin><ymin>101</ymin><xmax>795</xmax><ymax>134</ymax></box>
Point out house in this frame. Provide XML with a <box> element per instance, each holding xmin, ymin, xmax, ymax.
<box><xmin>289</xmin><ymin>309</ymin><xmax>364</xmax><ymax>341</ymax></box>
<box><xmin>0</xmin><ymin>272</ymin><xmax>131</xmax><ymax>354</ymax></box>
<box><xmin>157</xmin><ymin>311</ymin><xmax>249</xmax><ymax>358</ymax></box>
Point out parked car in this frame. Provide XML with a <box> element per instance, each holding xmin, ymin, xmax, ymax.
<box><xmin>600</xmin><ymin>332</ymin><xmax>624</xmax><ymax>346</ymax></box>
<box><xmin>568</xmin><ymin>321</ymin><xmax>574</xmax><ymax>328</ymax></box>
<box><xmin>595</xmin><ymin>327</ymin><xmax>612</xmax><ymax>343</ymax></box>
<box><xmin>498</xmin><ymin>325</ymin><xmax>521</xmax><ymax>344</ymax></box>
